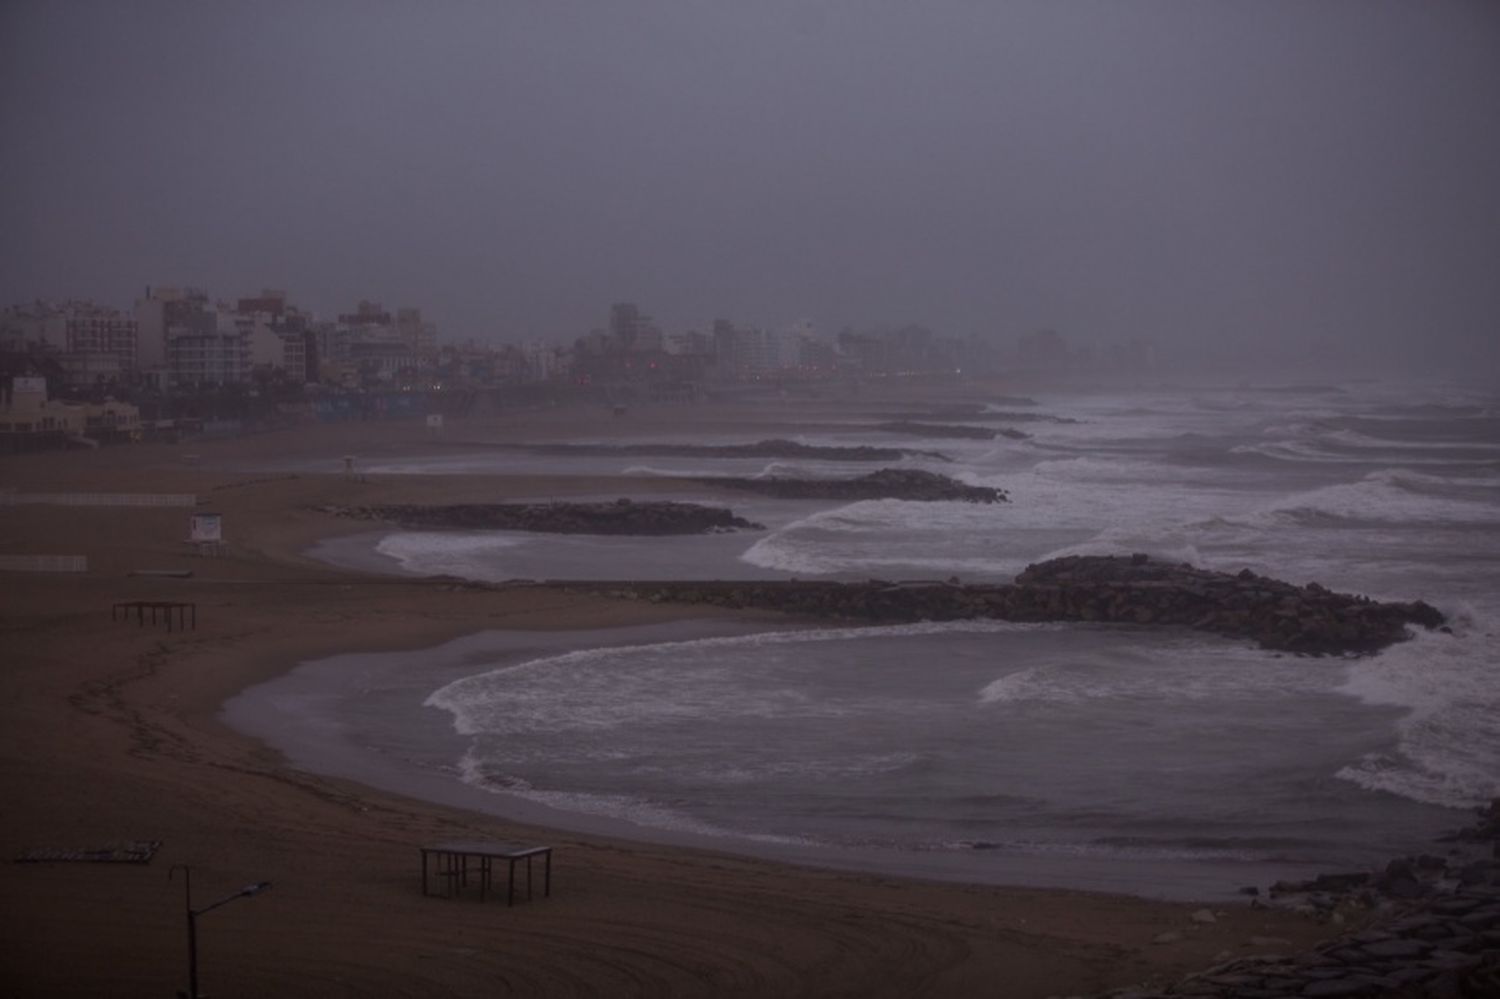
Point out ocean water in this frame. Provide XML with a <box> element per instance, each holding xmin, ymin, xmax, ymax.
<box><xmin>273</xmin><ymin>380</ymin><xmax>1500</xmax><ymax>896</ymax></box>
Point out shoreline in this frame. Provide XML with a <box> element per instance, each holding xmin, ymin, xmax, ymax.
<box><xmin>0</xmin><ymin>411</ymin><xmax>1416</xmax><ymax>997</ymax></box>
<box><xmin>224</xmin><ymin>617</ymin><xmax>1399</xmax><ymax>904</ymax></box>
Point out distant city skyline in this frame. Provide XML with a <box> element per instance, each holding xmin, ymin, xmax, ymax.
<box><xmin>3</xmin><ymin>2</ymin><xmax>1497</xmax><ymax>378</ymax></box>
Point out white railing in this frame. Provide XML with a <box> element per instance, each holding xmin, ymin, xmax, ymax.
<box><xmin>0</xmin><ymin>492</ymin><xmax>197</xmax><ymax>507</ymax></box>
<box><xmin>0</xmin><ymin>555</ymin><xmax>88</xmax><ymax>572</ymax></box>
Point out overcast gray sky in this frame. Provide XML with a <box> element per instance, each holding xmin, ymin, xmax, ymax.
<box><xmin>2</xmin><ymin>1</ymin><xmax>1497</xmax><ymax>375</ymax></box>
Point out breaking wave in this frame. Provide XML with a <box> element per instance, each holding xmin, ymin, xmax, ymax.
<box><xmin>1250</xmin><ymin>470</ymin><xmax>1500</xmax><ymax>527</ymax></box>
<box><xmin>1334</xmin><ymin>623</ymin><xmax>1500</xmax><ymax>809</ymax></box>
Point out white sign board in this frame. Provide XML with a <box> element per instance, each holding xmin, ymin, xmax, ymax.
<box><xmin>189</xmin><ymin>513</ymin><xmax>222</xmax><ymax>543</ymax></box>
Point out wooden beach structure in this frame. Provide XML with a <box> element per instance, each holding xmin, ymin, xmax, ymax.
<box><xmin>111</xmin><ymin>600</ymin><xmax>197</xmax><ymax>632</ymax></box>
<box><xmin>420</xmin><ymin>841</ymin><xmax>552</xmax><ymax>906</ymax></box>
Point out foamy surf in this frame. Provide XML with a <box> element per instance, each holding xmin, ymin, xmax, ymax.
<box><xmin>423</xmin><ymin>618</ymin><xmax>1056</xmax><ymax>735</ymax></box>
<box><xmin>454</xmin><ymin>748</ymin><xmax>817</xmax><ymax>845</ymax></box>
<box><xmin>376</xmin><ymin>531</ymin><xmax>526</xmax><ymax>578</ymax></box>
<box><xmin>1250</xmin><ymin>471</ymin><xmax>1500</xmax><ymax>527</ymax></box>
<box><xmin>1334</xmin><ymin>624</ymin><xmax>1500</xmax><ymax>809</ymax></box>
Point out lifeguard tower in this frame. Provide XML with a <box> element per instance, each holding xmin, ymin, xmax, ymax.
<box><xmin>188</xmin><ymin>511</ymin><xmax>224</xmax><ymax>555</ymax></box>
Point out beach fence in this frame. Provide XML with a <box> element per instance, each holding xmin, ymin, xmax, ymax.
<box><xmin>0</xmin><ymin>555</ymin><xmax>88</xmax><ymax>572</ymax></box>
<box><xmin>0</xmin><ymin>492</ymin><xmax>198</xmax><ymax>507</ymax></box>
<box><xmin>112</xmin><ymin>600</ymin><xmax>196</xmax><ymax>631</ymax></box>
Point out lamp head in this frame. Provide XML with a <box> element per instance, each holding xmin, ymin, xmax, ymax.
<box><xmin>240</xmin><ymin>881</ymin><xmax>272</xmax><ymax>897</ymax></box>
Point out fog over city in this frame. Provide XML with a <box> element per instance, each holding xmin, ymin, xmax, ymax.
<box><xmin>3</xmin><ymin>1</ymin><xmax>1497</xmax><ymax>378</ymax></box>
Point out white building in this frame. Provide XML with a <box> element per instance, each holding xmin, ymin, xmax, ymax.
<box><xmin>520</xmin><ymin>341</ymin><xmax>560</xmax><ymax>381</ymax></box>
<box><xmin>165</xmin><ymin>306</ymin><xmax>251</xmax><ymax>388</ymax></box>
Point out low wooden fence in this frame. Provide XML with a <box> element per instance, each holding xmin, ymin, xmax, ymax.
<box><xmin>0</xmin><ymin>492</ymin><xmax>197</xmax><ymax>507</ymax></box>
<box><xmin>0</xmin><ymin>555</ymin><xmax>88</xmax><ymax>572</ymax></box>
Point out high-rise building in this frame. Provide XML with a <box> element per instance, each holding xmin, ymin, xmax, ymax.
<box><xmin>396</xmin><ymin>307</ymin><xmax>438</xmax><ymax>363</ymax></box>
<box><xmin>63</xmin><ymin>310</ymin><xmax>137</xmax><ymax>362</ymax></box>
<box><xmin>608</xmin><ymin>302</ymin><xmax>662</xmax><ymax>351</ymax></box>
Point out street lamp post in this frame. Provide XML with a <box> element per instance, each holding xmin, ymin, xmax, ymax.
<box><xmin>168</xmin><ymin>865</ymin><xmax>271</xmax><ymax>999</ymax></box>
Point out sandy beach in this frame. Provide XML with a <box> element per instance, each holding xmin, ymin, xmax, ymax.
<box><xmin>1</xmin><ymin>403</ymin><xmax>1351</xmax><ymax>998</ymax></box>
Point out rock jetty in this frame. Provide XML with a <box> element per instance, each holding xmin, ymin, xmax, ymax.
<box><xmin>461</xmin><ymin>438</ymin><xmax>952</xmax><ymax>462</ymax></box>
<box><xmin>1092</xmin><ymin>800</ymin><xmax>1500</xmax><ymax>999</ymax></box>
<box><xmin>878</xmin><ymin>403</ymin><xmax>994</xmax><ymax>418</ymax></box>
<box><xmin>317</xmin><ymin>499</ymin><xmax>763</xmax><ymax>535</ymax></box>
<box><xmin>690</xmin><ymin>468</ymin><xmax>1008</xmax><ymax>503</ymax></box>
<box><xmin>569</xmin><ymin>554</ymin><xmax>1444</xmax><ymax>654</ymax></box>
<box><xmin>972</xmin><ymin>409</ymin><xmax>1078</xmax><ymax>424</ymax></box>
<box><xmin>885</xmin><ymin>408</ymin><xmax>1076</xmax><ymax>425</ymax></box>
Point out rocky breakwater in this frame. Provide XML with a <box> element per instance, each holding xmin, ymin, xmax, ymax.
<box><xmin>464</xmin><ymin>438</ymin><xmax>952</xmax><ymax>462</ymax></box>
<box><xmin>317</xmin><ymin>499</ymin><xmax>763</xmax><ymax>535</ymax></box>
<box><xmin>570</xmin><ymin>554</ymin><xmax>1444</xmax><ymax>654</ymax></box>
<box><xmin>1091</xmin><ymin>801</ymin><xmax>1500</xmax><ymax>998</ymax></box>
<box><xmin>690</xmin><ymin>468</ymin><xmax>1007</xmax><ymax>503</ymax></box>
<box><xmin>873</xmin><ymin>420</ymin><xmax>1014</xmax><ymax>440</ymax></box>
<box><xmin>1012</xmin><ymin>555</ymin><xmax>1445</xmax><ymax>654</ymax></box>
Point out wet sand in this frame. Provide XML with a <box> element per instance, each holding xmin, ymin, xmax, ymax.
<box><xmin>0</xmin><ymin>402</ymin><xmax>1343</xmax><ymax>998</ymax></box>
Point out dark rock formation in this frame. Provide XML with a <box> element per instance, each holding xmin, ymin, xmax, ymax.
<box><xmin>877</xmin><ymin>403</ymin><xmax>993</xmax><ymax>418</ymax></box>
<box><xmin>317</xmin><ymin>499</ymin><xmax>763</xmax><ymax>535</ymax></box>
<box><xmin>1013</xmin><ymin>556</ymin><xmax>1444</xmax><ymax>654</ymax></box>
<box><xmin>563</xmin><ymin>554</ymin><xmax>1444</xmax><ymax>655</ymax></box>
<box><xmin>1101</xmin><ymin>881</ymin><xmax>1500</xmax><ymax>997</ymax></box>
<box><xmin>456</xmin><ymin>438</ymin><xmax>952</xmax><ymax>462</ymax></box>
<box><xmin>1441</xmin><ymin>799</ymin><xmax>1500</xmax><ymax>853</ymax></box>
<box><xmin>691</xmin><ymin>468</ymin><xmax>1008</xmax><ymax>503</ymax></box>
<box><xmin>1093</xmin><ymin>801</ymin><xmax>1500</xmax><ymax>999</ymax></box>
<box><xmin>976</xmin><ymin>410</ymin><xmax>1078</xmax><ymax>424</ymax></box>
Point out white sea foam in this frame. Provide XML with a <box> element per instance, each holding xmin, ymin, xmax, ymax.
<box><xmin>1030</xmin><ymin>456</ymin><xmax>1180</xmax><ymax>481</ymax></box>
<box><xmin>1325</xmin><ymin>428</ymin><xmax>1500</xmax><ymax>453</ymax></box>
<box><xmin>738</xmin><ymin>498</ymin><xmax>1019</xmax><ymax>575</ymax></box>
<box><xmin>740</xmin><ymin>449</ymin><xmax>1276</xmax><ymax>578</ymax></box>
<box><xmin>455</xmin><ymin>749</ymin><xmax>813</xmax><ymax>844</ymax></box>
<box><xmin>620</xmin><ymin>461</ymin><xmax>835</xmax><ymax>480</ymax></box>
<box><xmin>975</xmin><ymin>643</ymin><xmax>1322</xmax><ymax>708</ymax></box>
<box><xmin>426</xmin><ymin>620</ymin><xmax>1053</xmax><ymax>737</ymax></box>
<box><xmin>1235</xmin><ymin>439</ymin><xmax>1500</xmax><ymax>466</ymax></box>
<box><xmin>977</xmin><ymin>666</ymin><xmax>1079</xmax><ymax>705</ymax></box>
<box><xmin>620</xmin><ymin>464</ymin><xmax>706</xmax><ymax>477</ymax></box>
<box><xmin>737</xmin><ymin>533</ymin><xmax>841</xmax><ymax>575</ymax></box>
<box><xmin>1251</xmin><ymin>471</ymin><xmax>1500</xmax><ymax>527</ymax></box>
<box><xmin>739</xmin><ymin>532</ymin><xmax>1026</xmax><ymax>577</ymax></box>
<box><xmin>1231</xmin><ymin>440</ymin><xmax>1347</xmax><ymax>463</ymax></box>
<box><xmin>668</xmin><ymin>751</ymin><xmax>924</xmax><ymax>786</ymax></box>
<box><xmin>1379</xmin><ymin>468</ymin><xmax>1500</xmax><ymax>492</ymax></box>
<box><xmin>375</xmin><ymin>532</ymin><xmax>525</xmax><ymax>579</ymax></box>
<box><xmin>788</xmin><ymin>498</ymin><xmax>1007</xmax><ymax>533</ymax></box>
<box><xmin>751</xmin><ymin>461</ymin><xmax>828</xmax><ymax>479</ymax></box>
<box><xmin>1334</xmin><ymin>622</ymin><xmax>1500</xmax><ymax>809</ymax></box>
